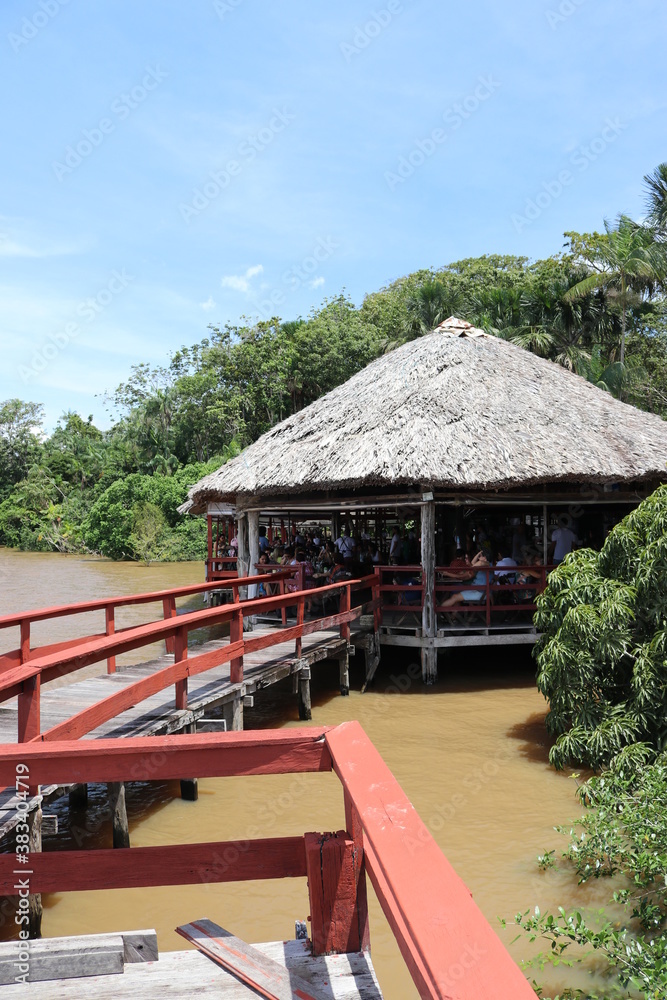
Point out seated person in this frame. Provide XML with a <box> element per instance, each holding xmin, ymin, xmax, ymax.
<box><xmin>438</xmin><ymin>548</ymin><xmax>475</xmax><ymax>582</ymax></box>
<box><xmin>494</xmin><ymin>550</ymin><xmax>518</xmax><ymax>584</ymax></box>
<box><xmin>514</xmin><ymin>554</ymin><xmax>544</xmax><ymax>602</ymax></box>
<box><xmin>440</xmin><ymin>551</ymin><xmax>490</xmax><ymax>607</ymax></box>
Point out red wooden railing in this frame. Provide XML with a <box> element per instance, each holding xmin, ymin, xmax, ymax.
<box><xmin>0</xmin><ymin>572</ymin><xmax>379</xmax><ymax>746</ymax></box>
<box><xmin>0</xmin><ymin>723</ymin><xmax>535</xmax><ymax>999</ymax></box>
<box><xmin>0</xmin><ymin>570</ymin><xmax>292</xmax><ymax>675</ymax></box>
<box><xmin>376</xmin><ymin>564</ymin><xmax>552</xmax><ymax>628</ymax></box>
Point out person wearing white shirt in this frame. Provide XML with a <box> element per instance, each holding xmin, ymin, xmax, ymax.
<box><xmin>550</xmin><ymin>524</ymin><xmax>578</xmax><ymax>564</ymax></box>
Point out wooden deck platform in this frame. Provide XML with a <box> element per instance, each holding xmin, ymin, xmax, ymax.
<box><xmin>0</xmin><ymin>931</ymin><xmax>383</xmax><ymax>998</ymax></box>
<box><xmin>0</xmin><ymin>620</ymin><xmax>357</xmax><ymax>838</ymax></box>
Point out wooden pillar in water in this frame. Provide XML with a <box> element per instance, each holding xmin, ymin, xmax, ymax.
<box><xmin>247</xmin><ymin>510</ymin><xmax>260</xmax><ymax>601</ymax></box>
<box><xmin>298</xmin><ymin>667</ymin><xmax>312</xmax><ymax>720</ymax></box>
<box><xmin>27</xmin><ymin>806</ymin><xmax>42</xmax><ymax>939</ymax></box>
<box><xmin>421</xmin><ymin>499</ymin><xmax>437</xmax><ymax>685</ymax></box>
<box><xmin>68</xmin><ymin>783</ymin><xmax>88</xmax><ymax>810</ymax></box>
<box><xmin>180</xmin><ymin>722</ymin><xmax>198</xmax><ymax>801</ymax></box>
<box><xmin>339</xmin><ymin>652</ymin><xmax>350</xmax><ymax>696</ymax></box>
<box><xmin>106</xmin><ymin>782</ymin><xmax>130</xmax><ymax>849</ymax></box>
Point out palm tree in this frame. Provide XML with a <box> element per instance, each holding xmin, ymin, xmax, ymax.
<box><xmin>402</xmin><ymin>281</ymin><xmax>463</xmax><ymax>340</ymax></box>
<box><xmin>644</xmin><ymin>162</ymin><xmax>667</xmax><ymax>232</ymax></box>
<box><xmin>564</xmin><ymin>215</ymin><xmax>666</xmax><ymax>367</ymax></box>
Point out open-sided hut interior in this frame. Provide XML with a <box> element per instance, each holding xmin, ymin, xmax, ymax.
<box><xmin>182</xmin><ymin>317</ymin><xmax>667</xmax><ymax>681</ymax></box>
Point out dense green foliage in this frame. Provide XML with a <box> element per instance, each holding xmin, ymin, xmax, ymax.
<box><xmin>535</xmin><ymin>486</ymin><xmax>667</xmax><ymax>770</ymax></box>
<box><xmin>508</xmin><ymin>745</ymin><xmax>667</xmax><ymax>999</ymax></box>
<box><xmin>1</xmin><ymin>163</ymin><xmax>666</xmax><ymax>561</ymax></box>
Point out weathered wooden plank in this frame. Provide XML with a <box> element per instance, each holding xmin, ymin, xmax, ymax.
<box><xmin>0</xmin><ymin>935</ymin><xmax>124</xmax><ymax>985</ymax></box>
<box><xmin>176</xmin><ymin>919</ymin><xmax>329</xmax><ymax>1000</ymax></box>
<box><xmin>0</xmin><ymin>836</ymin><xmax>306</xmax><ymax>894</ymax></box>
<box><xmin>326</xmin><ymin>721</ymin><xmax>535</xmax><ymax>1000</ymax></box>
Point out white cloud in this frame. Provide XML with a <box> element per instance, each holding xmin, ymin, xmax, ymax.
<box><xmin>200</xmin><ymin>296</ymin><xmax>216</xmax><ymax>310</ymax></box>
<box><xmin>310</xmin><ymin>276</ymin><xmax>325</xmax><ymax>289</ymax></box>
<box><xmin>221</xmin><ymin>264</ymin><xmax>264</xmax><ymax>293</ymax></box>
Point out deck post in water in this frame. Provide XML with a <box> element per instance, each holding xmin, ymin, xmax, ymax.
<box><xmin>420</xmin><ymin>498</ymin><xmax>437</xmax><ymax>684</ymax></box>
<box><xmin>68</xmin><ymin>783</ymin><xmax>88</xmax><ymax>810</ymax></box>
<box><xmin>27</xmin><ymin>805</ymin><xmax>43</xmax><ymax>939</ymax></box>
<box><xmin>339</xmin><ymin>652</ymin><xmax>350</xmax><ymax>695</ymax></box>
<box><xmin>106</xmin><ymin>781</ymin><xmax>130</xmax><ymax>849</ymax></box>
<box><xmin>298</xmin><ymin>667</ymin><xmax>312</xmax><ymax>720</ymax></box>
<box><xmin>179</xmin><ymin>723</ymin><xmax>198</xmax><ymax>801</ymax></box>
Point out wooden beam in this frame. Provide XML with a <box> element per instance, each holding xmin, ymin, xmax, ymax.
<box><xmin>0</xmin><ymin>729</ymin><xmax>333</xmax><ymax>786</ymax></box>
<box><xmin>0</xmin><ymin>837</ymin><xmax>307</xmax><ymax>894</ymax></box>
<box><xmin>176</xmin><ymin>919</ymin><xmax>329</xmax><ymax>1000</ymax></box>
<box><xmin>325</xmin><ymin>721</ymin><xmax>536</xmax><ymax>999</ymax></box>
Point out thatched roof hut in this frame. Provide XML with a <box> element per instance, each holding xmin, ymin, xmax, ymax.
<box><xmin>183</xmin><ymin>318</ymin><xmax>667</xmax><ymax>513</ymax></box>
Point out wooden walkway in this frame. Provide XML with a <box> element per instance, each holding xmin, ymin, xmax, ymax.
<box><xmin>0</xmin><ymin>620</ymin><xmax>354</xmax><ymax>838</ymax></box>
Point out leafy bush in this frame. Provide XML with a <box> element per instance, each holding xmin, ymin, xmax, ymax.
<box><xmin>507</xmin><ymin>745</ymin><xmax>667</xmax><ymax>999</ymax></box>
<box><xmin>535</xmin><ymin>485</ymin><xmax>667</xmax><ymax>769</ymax></box>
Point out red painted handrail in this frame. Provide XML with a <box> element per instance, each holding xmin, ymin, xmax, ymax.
<box><xmin>0</xmin><ymin>724</ymin><xmax>534</xmax><ymax>999</ymax></box>
<box><xmin>0</xmin><ymin>574</ymin><xmax>380</xmax><ymax>745</ymax></box>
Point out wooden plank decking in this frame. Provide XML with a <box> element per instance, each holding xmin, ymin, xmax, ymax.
<box><xmin>0</xmin><ymin>620</ymin><xmax>355</xmax><ymax>837</ymax></box>
<box><xmin>0</xmin><ymin>937</ymin><xmax>383</xmax><ymax>999</ymax></box>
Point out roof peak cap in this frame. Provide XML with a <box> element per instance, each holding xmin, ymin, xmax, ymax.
<box><xmin>434</xmin><ymin>316</ymin><xmax>487</xmax><ymax>338</ymax></box>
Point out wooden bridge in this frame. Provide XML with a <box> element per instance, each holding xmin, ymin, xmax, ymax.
<box><xmin>0</xmin><ymin>566</ymin><xmax>537</xmax><ymax>997</ymax></box>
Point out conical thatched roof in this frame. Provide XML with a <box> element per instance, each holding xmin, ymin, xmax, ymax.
<box><xmin>183</xmin><ymin>318</ymin><xmax>667</xmax><ymax>510</ymax></box>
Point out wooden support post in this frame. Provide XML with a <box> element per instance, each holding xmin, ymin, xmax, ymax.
<box><xmin>19</xmin><ymin>620</ymin><xmax>30</xmax><ymax>664</ymax></box>
<box><xmin>19</xmin><ymin>677</ymin><xmax>41</xmax><ymax>796</ymax></box>
<box><xmin>304</xmin><ymin>830</ymin><xmax>366</xmax><ymax>956</ymax></box>
<box><xmin>339</xmin><ymin>652</ymin><xmax>350</xmax><ymax>696</ymax></box>
<box><xmin>207</xmin><ymin>514</ymin><xmax>213</xmax><ymax>581</ymax></box>
<box><xmin>223</xmin><ymin>698</ymin><xmax>244</xmax><ymax>732</ymax></box>
<box><xmin>174</xmin><ymin>626</ymin><xmax>188</xmax><ymax>711</ymax></box>
<box><xmin>298</xmin><ymin>667</ymin><xmax>312</xmax><ymax>721</ymax></box>
<box><xmin>485</xmin><ymin>566</ymin><xmax>492</xmax><ymax>627</ymax></box>
<box><xmin>340</xmin><ymin>586</ymin><xmax>351</xmax><ymax>644</ymax></box>
<box><xmin>180</xmin><ymin>723</ymin><xmax>198</xmax><ymax>802</ymax></box>
<box><xmin>106</xmin><ymin>782</ymin><xmax>130</xmax><ymax>849</ymax></box>
<box><xmin>278</xmin><ymin>577</ymin><xmax>287</xmax><ymax>626</ymax></box>
<box><xmin>68</xmin><ymin>783</ymin><xmax>88</xmax><ymax>810</ymax></box>
<box><xmin>373</xmin><ymin>566</ymin><xmax>382</xmax><ymax>632</ymax></box>
<box><xmin>236</xmin><ymin>514</ymin><xmax>250</xmax><ymax>600</ymax></box>
<box><xmin>543</xmin><ymin>502</ymin><xmax>549</xmax><ymax>566</ymax></box>
<box><xmin>295</xmin><ymin>596</ymin><xmax>304</xmax><ymax>659</ymax></box>
<box><xmin>247</xmin><ymin>510</ymin><xmax>260</xmax><ymax>601</ymax></box>
<box><xmin>229</xmin><ymin>608</ymin><xmax>244</xmax><ymax>685</ymax></box>
<box><xmin>421</xmin><ymin>500</ymin><xmax>437</xmax><ymax>684</ymax></box>
<box><xmin>27</xmin><ymin>806</ymin><xmax>43</xmax><ymax>939</ymax></box>
<box><xmin>343</xmin><ymin>793</ymin><xmax>370</xmax><ymax>952</ymax></box>
<box><xmin>163</xmin><ymin>596</ymin><xmax>177</xmax><ymax>655</ymax></box>
<box><xmin>105</xmin><ymin>605</ymin><xmax>116</xmax><ymax>673</ymax></box>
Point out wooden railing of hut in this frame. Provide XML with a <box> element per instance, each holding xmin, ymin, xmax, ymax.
<box><xmin>0</xmin><ymin>570</ymin><xmax>379</xmax><ymax>747</ymax></box>
<box><xmin>0</xmin><ymin>723</ymin><xmax>535</xmax><ymax>999</ymax></box>
<box><xmin>376</xmin><ymin>563</ymin><xmax>553</xmax><ymax>628</ymax></box>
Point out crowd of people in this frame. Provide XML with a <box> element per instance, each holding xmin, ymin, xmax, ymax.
<box><xmin>221</xmin><ymin>514</ymin><xmax>583</xmax><ymax>611</ymax></box>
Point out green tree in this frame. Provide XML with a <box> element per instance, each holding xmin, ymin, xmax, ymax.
<box><xmin>0</xmin><ymin>399</ymin><xmax>43</xmax><ymax>497</ymax></box>
<box><xmin>564</xmin><ymin>217</ymin><xmax>667</xmax><ymax>368</ymax></box>
<box><xmin>128</xmin><ymin>502</ymin><xmax>171</xmax><ymax>564</ymax></box>
<box><xmin>535</xmin><ymin>485</ymin><xmax>667</xmax><ymax>770</ymax></box>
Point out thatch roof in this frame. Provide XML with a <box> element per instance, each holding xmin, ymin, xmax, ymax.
<box><xmin>182</xmin><ymin>318</ymin><xmax>667</xmax><ymax>511</ymax></box>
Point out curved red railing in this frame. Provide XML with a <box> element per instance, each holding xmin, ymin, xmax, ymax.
<box><xmin>0</xmin><ymin>723</ymin><xmax>535</xmax><ymax>999</ymax></box>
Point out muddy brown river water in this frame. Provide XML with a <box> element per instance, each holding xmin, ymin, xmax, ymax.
<box><xmin>0</xmin><ymin>549</ymin><xmax>609</xmax><ymax>997</ymax></box>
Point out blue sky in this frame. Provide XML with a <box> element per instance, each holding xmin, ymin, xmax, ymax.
<box><xmin>1</xmin><ymin>0</ymin><xmax>666</xmax><ymax>430</ymax></box>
